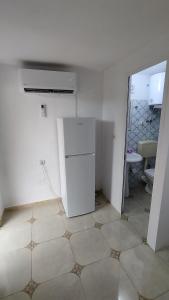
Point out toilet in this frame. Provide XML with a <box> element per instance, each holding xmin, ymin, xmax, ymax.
<box><xmin>144</xmin><ymin>168</ymin><xmax>155</xmax><ymax>194</ymax></box>
<box><xmin>138</xmin><ymin>140</ymin><xmax>158</xmax><ymax>194</ymax></box>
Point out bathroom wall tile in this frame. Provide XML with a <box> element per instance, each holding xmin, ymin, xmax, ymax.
<box><xmin>128</xmin><ymin>99</ymin><xmax>161</xmax><ymax>187</ymax></box>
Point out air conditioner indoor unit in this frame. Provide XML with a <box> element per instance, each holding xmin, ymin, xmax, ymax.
<box><xmin>19</xmin><ymin>68</ymin><xmax>77</xmax><ymax>95</ymax></box>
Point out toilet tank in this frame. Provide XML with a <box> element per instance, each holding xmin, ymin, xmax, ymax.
<box><xmin>138</xmin><ymin>140</ymin><xmax>157</xmax><ymax>158</ymax></box>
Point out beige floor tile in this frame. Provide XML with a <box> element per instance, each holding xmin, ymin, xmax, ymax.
<box><xmin>101</xmin><ymin>220</ymin><xmax>141</xmax><ymax>251</ymax></box>
<box><xmin>124</xmin><ymin>199</ymin><xmax>145</xmax><ymax>216</ymax></box>
<box><xmin>32</xmin><ymin>215</ymin><xmax>65</xmax><ymax>243</ymax></box>
<box><xmin>32</xmin><ymin>238</ymin><xmax>74</xmax><ymax>282</ymax></box>
<box><xmin>157</xmin><ymin>248</ymin><xmax>169</xmax><ymax>266</ymax></box>
<box><xmin>64</xmin><ymin>214</ymin><xmax>95</xmax><ymax>234</ymax></box>
<box><xmin>0</xmin><ymin>248</ymin><xmax>31</xmax><ymax>298</ymax></box>
<box><xmin>3</xmin><ymin>208</ymin><xmax>32</xmax><ymax>229</ymax></box>
<box><xmin>0</xmin><ymin>223</ymin><xmax>31</xmax><ymax>254</ymax></box>
<box><xmin>81</xmin><ymin>257</ymin><xmax>138</xmax><ymax>300</ymax></box>
<box><xmin>92</xmin><ymin>204</ymin><xmax>120</xmax><ymax>224</ymax></box>
<box><xmin>156</xmin><ymin>291</ymin><xmax>169</xmax><ymax>300</ymax></box>
<box><xmin>120</xmin><ymin>244</ymin><xmax>169</xmax><ymax>299</ymax></box>
<box><xmin>70</xmin><ymin>228</ymin><xmax>110</xmax><ymax>265</ymax></box>
<box><xmin>58</xmin><ymin>199</ymin><xmax>65</xmax><ymax>213</ymax></box>
<box><xmin>128</xmin><ymin>212</ymin><xmax>149</xmax><ymax>239</ymax></box>
<box><xmin>32</xmin><ymin>200</ymin><xmax>60</xmax><ymax>219</ymax></box>
<box><xmin>0</xmin><ymin>292</ymin><xmax>30</xmax><ymax>300</ymax></box>
<box><xmin>32</xmin><ymin>273</ymin><xmax>85</xmax><ymax>300</ymax></box>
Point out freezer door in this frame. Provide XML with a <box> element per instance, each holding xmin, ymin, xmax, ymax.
<box><xmin>65</xmin><ymin>154</ymin><xmax>95</xmax><ymax>217</ymax></box>
<box><xmin>63</xmin><ymin>118</ymin><xmax>95</xmax><ymax>155</ymax></box>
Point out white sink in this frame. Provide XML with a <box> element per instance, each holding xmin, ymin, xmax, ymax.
<box><xmin>126</xmin><ymin>152</ymin><xmax>143</xmax><ymax>163</ymax></box>
<box><xmin>125</xmin><ymin>152</ymin><xmax>143</xmax><ymax>198</ymax></box>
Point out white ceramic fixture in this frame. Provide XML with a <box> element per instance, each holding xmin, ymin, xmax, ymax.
<box><xmin>125</xmin><ymin>152</ymin><xmax>143</xmax><ymax>197</ymax></box>
<box><xmin>126</xmin><ymin>152</ymin><xmax>143</xmax><ymax>163</ymax></box>
<box><xmin>149</xmin><ymin>72</ymin><xmax>165</xmax><ymax>105</ymax></box>
<box><xmin>57</xmin><ymin>118</ymin><xmax>95</xmax><ymax>217</ymax></box>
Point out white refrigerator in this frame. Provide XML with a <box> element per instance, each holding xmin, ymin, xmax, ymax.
<box><xmin>57</xmin><ymin>118</ymin><xmax>95</xmax><ymax>217</ymax></box>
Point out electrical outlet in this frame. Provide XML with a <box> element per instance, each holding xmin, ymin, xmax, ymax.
<box><xmin>40</xmin><ymin>160</ymin><xmax>45</xmax><ymax>165</ymax></box>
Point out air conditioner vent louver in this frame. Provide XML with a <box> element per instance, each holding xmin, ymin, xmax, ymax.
<box><xmin>24</xmin><ymin>88</ymin><xmax>74</xmax><ymax>94</ymax></box>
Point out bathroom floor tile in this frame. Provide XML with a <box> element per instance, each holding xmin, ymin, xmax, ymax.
<box><xmin>32</xmin><ymin>273</ymin><xmax>85</xmax><ymax>300</ymax></box>
<box><xmin>124</xmin><ymin>199</ymin><xmax>145</xmax><ymax>216</ymax></box>
<box><xmin>92</xmin><ymin>204</ymin><xmax>120</xmax><ymax>224</ymax></box>
<box><xmin>0</xmin><ymin>293</ymin><xmax>30</xmax><ymax>300</ymax></box>
<box><xmin>0</xmin><ymin>223</ymin><xmax>31</xmax><ymax>254</ymax></box>
<box><xmin>0</xmin><ymin>248</ymin><xmax>31</xmax><ymax>298</ymax></box>
<box><xmin>32</xmin><ymin>200</ymin><xmax>60</xmax><ymax>219</ymax></box>
<box><xmin>120</xmin><ymin>244</ymin><xmax>169</xmax><ymax>299</ymax></box>
<box><xmin>81</xmin><ymin>257</ymin><xmax>138</xmax><ymax>300</ymax></box>
<box><xmin>70</xmin><ymin>228</ymin><xmax>110</xmax><ymax>265</ymax></box>
<box><xmin>157</xmin><ymin>248</ymin><xmax>169</xmax><ymax>266</ymax></box>
<box><xmin>156</xmin><ymin>291</ymin><xmax>169</xmax><ymax>300</ymax></box>
<box><xmin>128</xmin><ymin>212</ymin><xmax>149</xmax><ymax>239</ymax></box>
<box><xmin>32</xmin><ymin>238</ymin><xmax>74</xmax><ymax>282</ymax></box>
<box><xmin>64</xmin><ymin>214</ymin><xmax>95</xmax><ymax>233</ymax></box>
<box><xmin>32</xmin><ymin>215</ymin><xmax>65</xmax><ymax>243</ymax></box>
<box><xmin>101</xmin><ymin>219</ymin><xmax>141</xmax><ymax>251</ymax></box>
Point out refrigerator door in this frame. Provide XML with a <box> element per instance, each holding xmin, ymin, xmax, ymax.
<box><xmin>65</xmin><ymin>153</ymin><xmax>95</xmax><ymax>217</ymax></box>
<box><xmin>63</xmin><ymin>118</ymin><xmax>95</xmax><ymax>155</ymax></box>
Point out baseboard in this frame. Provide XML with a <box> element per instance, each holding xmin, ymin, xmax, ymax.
<box><xmin>5</xmin><ymin>197</ymin><xmax>62</xmax><ymax>212</ymax></box>
<box><xmin>0</xmin><ymin>210</ymin><xmax>4</xmax><ymax>227</ymax></box>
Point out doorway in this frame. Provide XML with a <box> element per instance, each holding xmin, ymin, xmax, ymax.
<box><xmin>122</xmin><ymin>60</ymin><xmax>167</xmax><ymax>242</ymax></box>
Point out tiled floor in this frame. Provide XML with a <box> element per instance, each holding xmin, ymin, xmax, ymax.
<box><xmin>0</xmin><ymin>195</ymin><xmax>169</xmax><ymax>299</ymax></box>
<box><xmin>124</xmin><ymin>184</ymin><xmax>151</xmax><ymax>240</ymax></box>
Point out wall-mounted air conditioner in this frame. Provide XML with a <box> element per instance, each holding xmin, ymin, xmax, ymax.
<box><xmin>19</xmin><ymin>68</ymin><xmax>77</xmax><ymax>95</ymax></box>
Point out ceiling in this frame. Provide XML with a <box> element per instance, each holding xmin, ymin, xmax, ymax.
<box><xmin>0</xmin><ymin>0</ymin><xmax>169</xmax><ymax>70</ymax></box>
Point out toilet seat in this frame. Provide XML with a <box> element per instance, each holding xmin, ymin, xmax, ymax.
<box><xmin>144</xmin><ymin>168</ymin><xmax>155</xmax><ymax>182</ymax></box>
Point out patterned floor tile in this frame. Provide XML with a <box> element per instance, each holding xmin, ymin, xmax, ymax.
<box><xmin>23</xmin><ymin>279</ymin><xmax>39</xmax><ymax>297</ymax></box>
<box><xmin>26</xmin><ymin>240</ymin><xmax>38</xmax><ymax>251</ymax></box>
<box><xmin>27</xmin><ymin>217</ymin><xmax>36</xmax><ymax>224</ymax></box>
<box><xmin>63</xmin><ymin>230</ymin><xmax>72</xmax><ymax>240</ymax></box>
<box><xmin>0</xmin><ymin>248</ymin><xmax>31</xmax><ymax>298</ymax></box>
<box><xmin>94</xmin><ymin>222</ymin><xmax>103</xmax><ymax>229</ymax></box>
<box><xmin>32</xmin><ymin>215</ymin><xmax>65</xmax><ymax>243</ymax></box>
<box><xmin>120</xmin><ymin>244</ymin><xmax>169</xmax><ymax>299</ymax></box>
<box><xmin>0</xmin><ymin>223</ymin><xmax>31</xmax><ymax>254</ymax></box>
<box><xmin>110</xmin><ymin>249</ymin><xmax>121</xmax><ymax>260</ymax></box>
<box><xmin>32</xmin><ymin>238</ymin><xmax>74</xmax><ymax>282</ymax></box>
<box><xmin>70</xmin><ymin>228</ymin><xmax>110</xmax><ymax>265</ymax></box>
<box><xmin>92</xmin><ymin>204</ymin><xmax>120</xmax><ymax>224</ymax></box>
<box><xmin>64</xmin><ymin>214</ymin><xmax>95</xmax><ymax>233</ymax></box>
<box><xmin>101</xmin><ymin>219</ymin><xmax>141</xmax><ymax>252</ymax></box>
<box><xmin>81</xmin><ymin>257</ymin><xmax>138</xmax><ymax>300</ymax></box>
<box><xmin>121</xmin><ymin>214</ymin><xmax>129</xmax><ymax>221</ymax></box>
<box><xmin>71</xmin><ymin>263</ymin><xmax>84</xmax><ymax>277</ymax></box>
<box><xmin>0</xmin><ymin>292</ymin><xmax>30</xmax><ymax>299</ymax></box>
<box><xmin>32</xmin><ymin>273</ymin><xmax>85</xmax><ymax>300</ymax></box>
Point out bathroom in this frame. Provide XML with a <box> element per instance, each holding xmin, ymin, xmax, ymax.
<box><xmin>123</xmin><ymin>61</ymin><xmax>167</xmax><ymax>241</ymax></box>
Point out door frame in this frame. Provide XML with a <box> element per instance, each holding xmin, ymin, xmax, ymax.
<box><xmin>121</xmin><ymin>60</ymin><xmax>167</xmax><ymax>222</ymax></box>
<box><xmin>121</xmin><ymin>76</ymin><xmax>132</xmax><ymax>213</ymax></box>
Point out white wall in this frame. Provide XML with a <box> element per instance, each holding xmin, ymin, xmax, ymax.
<box><xmin>102</xmin><ymin>33</ymin><xmax>169</xmax><ymax>250</ymax></box>
<box><xmin>0</xmin><ymin>64</ymin><xmax>103</xmax><ymax>208</ymax></box>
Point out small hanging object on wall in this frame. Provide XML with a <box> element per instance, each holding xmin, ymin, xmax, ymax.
<box><xmin>41</xmin><ymin>104</ymin><xmax>47</xmax><ymax>118</ymax></box>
